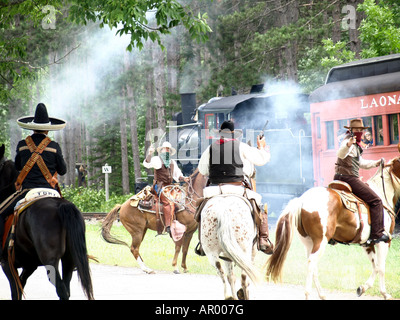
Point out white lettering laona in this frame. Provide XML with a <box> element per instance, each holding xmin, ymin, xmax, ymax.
<box><xmin>361</xmin><ymin>94</ymin><xmax>400</xmax><ymax>109</ymax></box>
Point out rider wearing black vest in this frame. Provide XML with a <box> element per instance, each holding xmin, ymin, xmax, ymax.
<box><xmin>197</xmin><ymin>120</ymin><xmax>273</xmax><ymax>255</ymax></box>
<box><xmin>209</xmin><ymin>139</ymin><xmax>244</xmax><ymax>184</ymax></box>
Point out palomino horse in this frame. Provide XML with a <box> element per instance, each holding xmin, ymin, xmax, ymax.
<box><xmin>101</xmin><ymin>169</ymin><xmax>207</xmax><ymax>274</ymax></box>
<box><xmin>201</xmin><ymin>192</ymin><xmax>261</xmax><ymax>300</ymax></box>
<box><xmin>0</xmin><ymin>145</ymin><xmax>93</xmax><ymax>300</ymax></box>
<box><xmin>266</xmin><ymin>157</ymin><xmax>400</xmax><ymax>300</ymax></box>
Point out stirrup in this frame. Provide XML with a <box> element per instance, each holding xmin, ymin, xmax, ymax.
<box><xmin>194</xmin><ymin>242</ymin><xmax>206</xmax><ymax>256</ymax></box>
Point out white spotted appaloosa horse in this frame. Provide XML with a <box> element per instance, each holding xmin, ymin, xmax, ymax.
<box><xmin>266</xmin><ymin>157</ymin><xmax>400</xmax><ymax>300</ymax></box>
<box><xmin>201</xmin><ymin>193</ymin><xmax>261</xmax><ymax>300</ymax></box>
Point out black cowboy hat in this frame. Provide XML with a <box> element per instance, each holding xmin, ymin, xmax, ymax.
<box><xmin>17</xmin><ymin>103</ymin><xmax>66</xmax><ymax>131</ymax></box>
<box><xmin>210</xmin><ymin>120</ymin><xmax>243</xmax><ymax>139</ymax></box>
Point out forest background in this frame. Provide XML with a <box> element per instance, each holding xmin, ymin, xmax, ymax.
<box><xmin>1</xmin><ymin>0</ymin><xmax>400</xmax><ymax>207</ymax></box>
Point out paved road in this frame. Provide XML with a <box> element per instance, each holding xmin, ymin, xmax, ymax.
<box><xmin>0</xmin><ymin>263</ymin><xmax>381</xmax><ymax>301</ymax></box>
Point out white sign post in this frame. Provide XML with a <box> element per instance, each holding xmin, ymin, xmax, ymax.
<box><xmin>102</xmin><ymin>164</ymin><xmax>112</xmax><ymax>201</ymax></box>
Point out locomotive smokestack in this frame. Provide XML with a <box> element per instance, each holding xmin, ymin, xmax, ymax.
<box><xmin>180</xmin><ymin>93</ymin><xmax>196</xmax><ymax>124</ymax></box>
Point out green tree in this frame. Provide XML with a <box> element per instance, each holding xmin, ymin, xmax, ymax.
<box><xmin>358</xmin><ymin>0</ymin><xmax>400</xmax><ymax>58</ymax></box>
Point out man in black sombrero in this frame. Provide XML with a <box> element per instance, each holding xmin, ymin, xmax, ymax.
<box><xmin>0</xmin><ymin>103</ymin><xmax>67</xmax><ymax>253</ymax></box>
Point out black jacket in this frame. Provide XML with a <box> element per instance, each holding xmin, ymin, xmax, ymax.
<box><xmin>14</xmin><ymin>133</ymin><xmax>67</xmax><ymax>189</ymax></box>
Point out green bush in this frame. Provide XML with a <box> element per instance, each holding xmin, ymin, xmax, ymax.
<box><xmin>61</xmin><ymin>186</ymin><xmax>129</xmax><ymax>212</ymax></box>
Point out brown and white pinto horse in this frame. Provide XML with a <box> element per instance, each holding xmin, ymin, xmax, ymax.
<box><xmin>101</xmin><ymin>169</ymin><xmax>207</xmax><ymax>274</ymax></box>
<box><xmin>266</xmin><ymin>157</ymin><xmax>400</xmax><ymax>300</ymax></box>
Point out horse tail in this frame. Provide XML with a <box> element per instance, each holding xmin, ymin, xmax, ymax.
<box><xmin>217</xmin><ymin>207</ymin><xmax>262</xmax><ymax>284</ymax></box>
<box><xmin>59</xmin><ymin>202</ymin><xmax>94</xmax><ymax>300</ymax></box>
<box><xmin>101</xmin><ymin>204</ymin><xmax>129</xmax><ymax>247</ymax></box>
<box><xmin>266</xmin><ymin>197</ymin><xmax>302</xmax><ymax>283</ymax></box>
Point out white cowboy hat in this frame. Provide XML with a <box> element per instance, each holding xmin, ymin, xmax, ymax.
<box><xmin>17</xmin><ymin>103</ymin><xmax>66</xmax><ymax>131</ymax></box>
<box><xmin>157</xmin><ymin>141</ymin><xmax>176</xmax><ymax>155</ymax></box>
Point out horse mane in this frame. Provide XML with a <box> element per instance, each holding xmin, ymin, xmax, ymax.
<box><xmin>367</xmin><ymin>156</ymin><xmax>400</xmax><ymax>208</ymax></box>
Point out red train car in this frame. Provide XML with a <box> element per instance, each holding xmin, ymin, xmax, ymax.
<box><xmin>309</xmin><ymin>54</ymin><xmax>400</xmax><ymax>187</ymax></box>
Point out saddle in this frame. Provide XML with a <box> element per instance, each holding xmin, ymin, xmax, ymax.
<box><xmin>129</xmin><ymin>185</ymin><xmax>187</xmax><ymax>239</ymax></box>
<box><xmin>2</xmin><ymin>188</ymin><xmax>61</xmax><ymax>250</ymax></box>
<box><xmin>194</xmin><ymin>184</ymin><xmax>263</xmax><ymax>224</ymax></box>
<box><xmin>328</xmin><ymin>180</ymin><xmax>371</xmax><ymax>243</ymax></box>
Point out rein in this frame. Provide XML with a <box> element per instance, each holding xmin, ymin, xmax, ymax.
<box><xmin>381</xmin><ymin>159</ymin><xmax>389</xmax><ymax>206</ymax></box>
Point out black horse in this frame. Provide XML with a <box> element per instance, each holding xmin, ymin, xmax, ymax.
<box><xmin>0</xmin><ymin>144</ymin><xmax>93</xmax><ymax>300</ymax></box>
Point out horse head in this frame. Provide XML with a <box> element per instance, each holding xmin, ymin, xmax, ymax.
<box><xmin>185</xmin><ymin>168</ymin><xmax>207</xmax><ymax>199</ymax></box>
<box><xmin>0</xmin><ymin>146</ymin><xmax>18</xmax><ymax>203</ymax></box>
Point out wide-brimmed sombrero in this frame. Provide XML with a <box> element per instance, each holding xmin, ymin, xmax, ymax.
<box><xmin>157</xmin><ymin>141</ymin><xmax>176</xmax><ymax>155</ymax></box>
<box><xmin>17</xmin><ymin>103</ymin><xmax>66</xmax><ymax>131</ymax></box>
<box><xmin>344</xmin><ymin>118</ymin><xmax>369</xmax><ymax>130</ymax></box>
<box><xmin>210</xmin><ymin>120</ymin><xmax>243</xmax><ymax>139</ymax></box>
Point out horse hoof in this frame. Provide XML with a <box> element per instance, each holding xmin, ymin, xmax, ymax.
<box><xmin>384</xmin><ymin>294</ymin><xmax>393</xmax><ymax>300</ymax></box>
<box><xmin>173</xmin><ymin>270</ymin><xmax>180</xmax><ymax>274</ymax></box>
<box><xmin>237</xmin><ymin>288</ymin><xmax>245</xmax><ymax>300</ymax></box>
<box><xmin>356</xmin><ymin>286</ymin><xmax>364</xmax><ymax>297</ymax></box>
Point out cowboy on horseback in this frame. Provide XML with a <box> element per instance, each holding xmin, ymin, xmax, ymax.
<box><xmin>143</xmin><ymin>141</ymin><xmax>189</xmax><ymax>235</ymax></box>
<box><xmin>0</xmin><ymin>103</ymin><xmax>67</xmax><ymax>256</ymax></box>
<box><xmin>197</xmin><ymin>120</ymin><xmax>274</xmax><ymax>255</ymax></box>
<box><xmin>334</xmin><ymin>118</ymin><xmax>390</xmax><ymax>244</ymax></box>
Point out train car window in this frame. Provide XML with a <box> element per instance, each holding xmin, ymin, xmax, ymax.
<box><xmin>316</xmin><ymin>115</ymin><xmax>321</xmax><ymax>139</ymax></box>
<box><xmin>338</xmin><ymin>119</ymin><xmax>348</xmax><ymax>129</ymax></box>
<box><xmin>205</xmin><ymin>114</ymin><xmax>216</xmax><ymax>129</ymax></box>
<box><xmin>217</xmin><ymin>113</ymin><xmax>225</xmax><ymax>128</ymax></box>
<box><xmin>389</xmin><ymin>113</ymin><xmax>399</xmax><ymax>144</ymax></box>
<box><xmin>374</xmin><ymin>115</ymin><xmax>384</xmax><ymax>145</ymax></box>
<box><xmin>326</xmin><ymin>121</ymin><xmax>334</xmax><ymax>149</ymax></box>
<box><xmin>361</xmin><ymin>116</ymin><xmax>372</xmax><ymax>128</ymax></box>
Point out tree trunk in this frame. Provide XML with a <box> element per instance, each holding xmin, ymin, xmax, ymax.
<box><xmin>152</xmin><ymin>43</ymin><xmax>166</xmax><ymax>129</ymax></box>
<box><xmin>120</xmin><ymin>88</ymin><xmax>130</xmax><ymax>195</ymax></box>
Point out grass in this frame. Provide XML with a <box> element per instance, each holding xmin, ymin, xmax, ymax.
<box><xmin>85</xmin><ymin>222</ymin><xmax>400</xmax><ymax>299</ymax></box>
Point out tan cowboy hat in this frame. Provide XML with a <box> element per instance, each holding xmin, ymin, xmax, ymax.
<box><xmin>344</xmin><ymin>118</ymin><xmax>370</xmax><ymax>130</ymax></box>
<box><xmin>157</xmin><ymin>141</ymin><xmax>176</xmax><ymax>155</ymax></box>
<box><xmin>17</xmin><ymin>103</ymin><xmax>66</xmax><ymax>131</ymax></box>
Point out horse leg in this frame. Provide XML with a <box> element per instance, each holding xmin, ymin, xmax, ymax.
<box><xmin>172</xmin><ymin>238</ymin><xmax>183</xmax><ymax>274</ymax></box>
<box><xmin>212</xmin><ymin>259</ymin><xmax>234</xmax><ymax>300</ymax></box>
<box><xmin>129</xmin><ymin>230</ymin><xmax>154</xmax><ymax>274</ymax></box>
<box><xmin>223</xmin><ymin>259</ymin><xmax>238</xmax><ymax>300</ymax></box>
<box><xmin>2</xmin><ymin>263</ymin><xmax>25</xmax><ymax>300</ymax></box>
<box><xmin>180</xmin><ymin>228</ymin><xmax>196</xmax><ymax>273</ymax></box>
<box><xmin>376</xmin><ymin>242</ymin><xmax>392</xmax><ymax>300</ymax></box>
<box><xmin>61</xmin><ymin>255</ymin><xmax>75</xmax><ymax>299</ymax></box>
<box><xmin>358</xmin><ymin>243</ymin><xmax>392</xmax><ymax>300</ymax></box>
<box><xmin>238</xmin><ymin>273</ymin><xmax>250</xmax><ymax>300</ymax></box>
<box><xmin>45</xmin><ymin>262</ymin><xmax>70</xmax><ymax>300</ymax></box>
<box><xmin>301</xmin><ymin>236</ymin><xmax>327</xmax><ymax>300</ymax></box>
<box><xmin>20</xmin><ymin>266</ymin><xmax>37</xmax><ymax>288</ymax></box>
<box><xmin>238</xmin><ymin>243</ymin><xmax>257</xmax><ymax>300</ymax></box>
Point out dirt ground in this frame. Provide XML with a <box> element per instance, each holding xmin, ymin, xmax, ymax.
<box><xmin>0</xmin><ymin>263</ymin><xmax>382</xmax><ymax>301</ymax></box>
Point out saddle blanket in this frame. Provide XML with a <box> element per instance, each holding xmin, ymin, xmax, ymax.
<box><xmin>129</xmin><ymin>185</ymin><xmax>153</xmax><ymax>207</ymax></box>
<box><xmin>15</xmin><ymin>188</ymin><xmax>61</xmax><ymax>210</ymax></box>
<box><xmin>203</xmin><ymin>185</ymin><xmax>262</xmax><ymax>205</ymax></box>
<box><xmin>329</xmin><ymin>188</ymin><xmax>371</xmax><ymax>225</ymax></box>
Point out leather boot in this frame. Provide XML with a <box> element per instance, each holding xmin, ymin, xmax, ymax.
<box><xmin>259</xmin><ymin>211</ymin><xmax>274</xmax><ymax>255</ymax></box>
<box><xmin>160</xmin><ymin>193</ymin><xmax>173</xmax><ymax>235</ymax></box>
